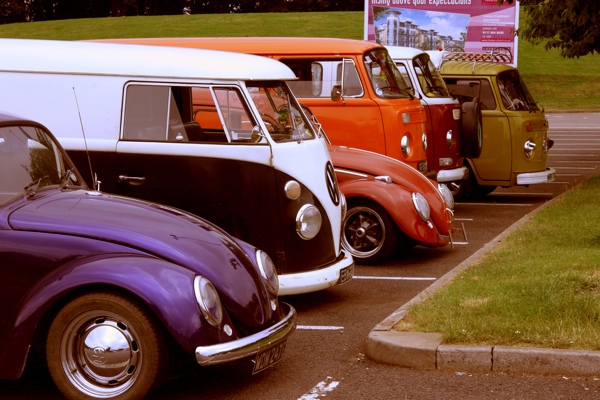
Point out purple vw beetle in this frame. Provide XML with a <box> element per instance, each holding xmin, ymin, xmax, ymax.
<box><xmin>0</xmin><ymin>112</ymin><xmax>296</xmax><ymax>399</ymax></box>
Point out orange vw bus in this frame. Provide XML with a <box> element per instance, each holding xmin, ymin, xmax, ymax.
<box><xmin>98</xmin><ymin>37</ymin><xmax>430</xmax><ymax>174</ymax></box>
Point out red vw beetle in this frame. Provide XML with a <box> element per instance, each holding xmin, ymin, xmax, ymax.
<box><xmin>303</xmin><ymin>106</ymin><xmax>463</xmax><ymax>264</ymax></box>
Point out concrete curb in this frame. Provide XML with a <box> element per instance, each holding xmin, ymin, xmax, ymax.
<box><xmin>365</xmin><ymin>191</ymin><xmax>600</xmax><ymax>377</ymax></box>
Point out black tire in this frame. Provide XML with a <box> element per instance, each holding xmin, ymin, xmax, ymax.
<box><xmin>46</xmin><ymin>291</ymin><xmax>170</xmax><ymax>400</ymax></box>
<box><xmin>342</xmin><ymin>200</ymin><xmax>397</xmax><ymax>264</ymax></box>
<box><xmin>448</xmin><ymin>164</ymin><xmax>496</xmax><ymax>201</ymax></box>
<box><xmin>460</xmin><ymin>100</ymin><xmax>483</xmax><ymax>159</ymax></box>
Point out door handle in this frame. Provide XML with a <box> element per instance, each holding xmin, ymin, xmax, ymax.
<box><xmin>118</xmin><ymin>175</ymin><xmax>146</xmax><ymax>186</ymax></box>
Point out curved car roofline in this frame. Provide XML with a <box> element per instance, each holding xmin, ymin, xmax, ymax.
<box><xmin>96</xmin><ymin>37</ymin><xmax>384</xmax><ymax>56</ymax></box>
<box><xmin>385</xmin><ymin>45</ymin><xmax>427</xmax><ymax>60</ymax></box>
<box><xmin>0</xmin><ymin>38</ymin><xmax>296</xmax><ymax>81</ymax></box>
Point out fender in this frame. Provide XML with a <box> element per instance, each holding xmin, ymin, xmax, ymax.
<box><xmin>340</xmin><ymin>179</ymin><xmax>443</xmax><ymax>246</ymax></box>
<box><xmin>0</xmin><ymin>253</ymin><xmax>226</xmax><ymax>380</ymax></box>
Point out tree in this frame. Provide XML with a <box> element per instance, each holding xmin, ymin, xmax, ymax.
<box><xmin>499</xmin><ymin>0</ymin><xmax>599</xmax><ymax>58</ymax></box>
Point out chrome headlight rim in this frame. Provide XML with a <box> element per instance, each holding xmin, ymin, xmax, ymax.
<box><xmin>296</xmin><ymin>204</ymin><xmax>322</xmax><ymax>240</ymax></box>
<box><xmin>446</xmin><ymin>129</ymin><xmax>455</xmax><ymax>149</ymax></box>
<box><xmin>422</xmin><ymin>132</ymin><xmax>428</xmax><ymax>151</ymax></box>
<box><xmin>524</xmin><ymin>138</ymin><xmax>536</xmax><ymax>159</ymax></box>
<box><xmin>412</xmin><ymin>192</ymin><xmax>431</xmax><ymax>223</ymax></box>
<box><xmin>194</xmin><ymin>276</ymin><xmax>223</xmax><ymax>327</ymax></box>
<box><xmin>256</xmin><ymin>250</ymin><xmax>279</xmax><ymax>296</ymax></box>
<box><xmin>340</xmin><ymin>192</ymin><xmax>347</xmax><ymax>222</ymax></box>
<box><xmin>401</xmin><ymin>134</ymin><xmax>411</xmax><ymax>157</ymax></box>
<box><xmin>438</xmin><ymin>183</ymin><xmax>455</xmax><ymax>210</ymax></box>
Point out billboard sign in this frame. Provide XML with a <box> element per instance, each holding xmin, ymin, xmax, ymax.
<box><xmin>364</xmin><ymin>0</ymin><xmax>520</xmax><ymax>66</ymax></box>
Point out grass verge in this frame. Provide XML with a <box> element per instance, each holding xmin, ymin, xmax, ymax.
<box><xmin>394</xmin><ymin>174</ymin><xmax>600</xmax><ymax>350</ymax></box>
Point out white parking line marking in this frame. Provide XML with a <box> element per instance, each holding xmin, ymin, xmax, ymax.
<box><xmin>298</xmin><ymin>377</ymin><xmax>340</xmax><ymax>400</ymax></box>
<box><xmin>297</xmin><ymin>326</ymin><xmax>344</xmax><ymax>330</ymax></box>
<box><xmin>353</xmin><ymin>276</ymin><xmax>436</xmax><ymax>281</ymax></box>
<box><xmin>457</xmin><ymin>203</ymin><xmax>533</xmax><ymax>206</ymax></box>
<box><xmin>490</xmin><ymin>192</ymin><xmax>553</xmax><ymax>197</ymax></box>
<box><xmin>553</xmin><ymin>166</ymin><xmax>597</xmax><ymax>170</ymax></box>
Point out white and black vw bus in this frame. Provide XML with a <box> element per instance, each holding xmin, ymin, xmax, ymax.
<box><xmin>0</xmin><ymin>39</ymin><xmax>354</xmax><ymax>295</ymax></box>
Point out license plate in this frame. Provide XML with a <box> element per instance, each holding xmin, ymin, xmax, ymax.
<box><xmin>418</xmin><ymin>160</ymin><xmax>428</xmax><ymax>174</ymax></box>
<box><xmin>252</xmin><ymin>341</ymin><xmax>287</xmax><ymax>374</ymax></box>
<box><xmin>339</xmin><ymin>264</ymin><xmax>354</xmax><ymax>285</ymax></box>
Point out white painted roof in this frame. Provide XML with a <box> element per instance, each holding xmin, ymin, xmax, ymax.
<box><xmin>385</xmin><ymin>46</ymin><xmax>425</xmax><ymax>60</ymax></box>
<box><xmin>0</xmin><ymin>38</ymin><xmax>296</xmax><ymax>80</ymax></box>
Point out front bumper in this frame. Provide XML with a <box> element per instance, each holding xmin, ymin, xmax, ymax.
<box><xmin>278</xmin><ymin>250</ymin><xmax>354</xmax><ymax>296</ymax></box>
<box><xmin>195</xmin><ymin>302</ymin><xmax>297</xmax><ymax>366</ymax></box>
<box><xmin>436</xmin><ymin>166</ymin><xmax>468</xmax><ymax>183</ymax></box>
<box><xmin>516</xmin><ymin>168</ymin><xmax>556</xmax><ymax>185</ymax></box>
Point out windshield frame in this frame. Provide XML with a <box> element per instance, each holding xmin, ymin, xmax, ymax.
<box><xmin>0</xmin><ymin>122</ymin><xmax>86</xmax><ymax>205</ymax></box>
<box><xmin>246</xmin><ymin>80</ymin><xmax>317</xmax><ymax>143</ymax></box>
<box><xmin>413</xmin><ymin>53</ymin><xmax>452</xmax><ymax>98</ymax></box>
<box><xmin>363</xmin><ymin>48</ymin><xmax>412</xmax><ymax>99</ymax></box>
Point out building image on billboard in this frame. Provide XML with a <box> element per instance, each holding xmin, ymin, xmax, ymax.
<box><xmin>373</xmin><ymin>6</ymin><xmax>469</xmax><ymax>52</ymax></box>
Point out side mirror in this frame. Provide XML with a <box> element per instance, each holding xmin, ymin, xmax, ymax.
<box><xmin>331</xmin><ymin>84</ymin><xmax>342</xmax><ymax>102</ymax></box>
<box><xmin>251</xmin><ymin>125</ymin><xmax>266</xmax><ymax>143</ymax></box>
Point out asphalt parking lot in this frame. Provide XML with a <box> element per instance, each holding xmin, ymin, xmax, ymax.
<box><xmin>3</xmin><ymin>112</ymin><xmax>600</xmax><ymax>399</ymax></box>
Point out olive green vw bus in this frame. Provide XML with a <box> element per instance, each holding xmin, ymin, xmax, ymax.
<box><xmin>428</xmin><ymin>51</ymin><xmax>555</xmax><ymax>199</ymax></box>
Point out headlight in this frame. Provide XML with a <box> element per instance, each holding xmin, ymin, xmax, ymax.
<box><xmin>412</xmin><ymin>192</ymin><xmax>431</xmax><ymax>222</ymax></box>
<box><xmin>194</xmin><ymin>276</ymin><xmax>223</xmax><ymax>327</ymax></box>
<box><xmin>438</xmin><ymin>183</ymin><xmax>455</xmax><ymax>210</ymax></box>
<box><xmin>524</xmin><ymin>139</ymin><xmax>536</xmax><ymax>158</ymax></box>
<box><xmin>446</xmin><ymin>129</ymin><xmax>454</xmax><ymax>148</ymax></box>
<box><xmin>296</xmin><ymin>204</ymin><xmax>322</xmax><ymax>240</ymax></box>
<box><xmin>401</xmin><ymin>135</ymin><xmax>411</xmax><ymax>157</ymax></box>
<box><xmin>340</xmin><ymin>192</ymin><xmax>347</xmax><ymax>222</ymax></box>
<box><xmin>257</xmin><ymin>250</ymin><xmax>279</xmax><ymax>295</ymax></box>
<box><xmin>422</xmin><ymin>132</ymin><xmax>428</xmax><ymax>151</ymax></box>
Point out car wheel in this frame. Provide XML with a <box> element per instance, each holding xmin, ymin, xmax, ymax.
<box><xmin>342</xmin><ymin>200</ymin><xmax>397</xmax><ymax>264</ymax></box>
<box><xmin>46</xmin><ymin>291</ymin><xmax>170</xmax><ymax>400</ymax></box>
<box><xmin>460</xmin><ymin>100</ymin><xmax>483</xmax><ymax>159</ymax></box>
<box><xmin>448</xmin><ymin>164</ymin><xmax>496</xmax><ymax>201</ymax></box>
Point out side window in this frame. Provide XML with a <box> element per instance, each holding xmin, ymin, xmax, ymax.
<box><xmin>123</xmin><ymin>84</ymin><xmax>258</xmax><ymax>144</ymax></box>
<box><xmin>281</xmin><ymin>58</ymin><xmax>363</xmax><ymax>98</ymax></box>
<box><xmin>123</xmin><ymin>85</ymin><xmax>169</xmax><ymax>141</ymax></box>
<box><xmin>393</xmin><ymin>62</ymin><xmax>414</xmax><ymax>92</ymax></box>
<box><xmin>192</xmin><ymin>86</ymin><xmax>259</xmax><ymax>143</ymax></box>
<box><xmin>444</xmin><ymin>79</ymin><xmax>496</xmax><ymax>110</ymax></box>
<box><xmin>337</xmin><ymin>59</ymin><xmax>363</xmax><ymax>97</ymax></box>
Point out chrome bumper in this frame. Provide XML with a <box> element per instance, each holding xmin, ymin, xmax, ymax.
<box><xmin>195</xmin><ymin>302</ymin><xmax>297</xmax><ymax>366</ymax></box>
<box><xmin>516</xmin><ymin>168</ymin><xmax>556</xmax><ymax>185</ymax></box>
<box><xmin>436</xmin><ymin>166</ymin><xmax>468</xmax><ymax>183</ymax></box>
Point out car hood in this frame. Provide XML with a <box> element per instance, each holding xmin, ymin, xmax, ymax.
<box><xmin>328</xmin><ymin>145</ymin><xmax>439</xmax><ymax>194</ymax></box>
<box><xmin>328</xmin><ymin>145</ymin><xmax>452</xmax><ymax>232</ymax></box>
<box><xmin>8</xmin><ymin>189</ymin><xmax>274</xmax><ymax>328</ymax></box>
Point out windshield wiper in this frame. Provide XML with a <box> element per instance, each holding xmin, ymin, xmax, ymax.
<box><xmin>24</xmin><ymin>175</ymin><xmax>48</xmax><ymax>199</ymax></box>
<box><xmin>59</xmin><ymin>169</ymin><xmax>72</xmax><ymax>191</ymax></box>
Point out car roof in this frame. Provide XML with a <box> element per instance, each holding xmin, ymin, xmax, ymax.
<box><xmin>385</xmin><ymin>46</ymin><xmax>426</xmax><ymax>60</ymax></box>
<box><xmin>0</xmin><ymin>110</ymin><xmax>35</xmax><ymax>125</ymax></box>
<box><xmin>0</xmin><ymin>38</ymin><xmax>296</xmax><ymax>80</ymax></box>
<box><xmin>95</xmin><ymin>37</ymin><xmax>384</xmax><ymax>57</ymax></box>
<box><xmin>439</xmin><ymin>60</ymin><xmax>515</xmax><ymax>76</ymax></box>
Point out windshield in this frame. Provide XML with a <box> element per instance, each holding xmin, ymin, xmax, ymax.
<box><xmin>497</xmin><ymin>70</ymin><xmax>540</xmax><ymax>111</ymax></box>
<box><xmin>247</xmin><ymin>81</ymin><xmax>316</xmax><ymax>143</ymax></box>
<box><xmin>0</xmin><ymin>124</ymin><xmax>84</xmax><ymax>205</ymax></box>
<box><xmin>364</xmin><ymin>48</ymin><xmax>412</xmax><ymax>99</ymax></box>
<box><xmin>413</xmin><ymin>54</ymin><xmax>451</xmax><ymax>98</ymax></box>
